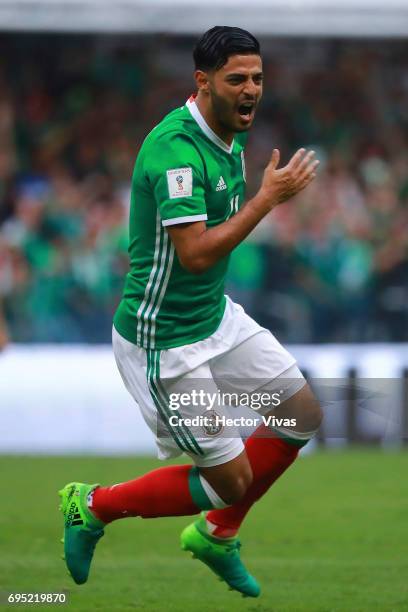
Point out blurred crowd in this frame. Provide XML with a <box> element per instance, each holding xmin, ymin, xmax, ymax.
<box><xmin>0</xmin><ymin>34</ymin><xmax>407</xmax><ymax>344</ymax></box>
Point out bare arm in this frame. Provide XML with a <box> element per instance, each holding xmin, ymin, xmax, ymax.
<box><xmin>168</xmin><ymin>148</ymin><xmax>319</xmax><ymax>274</ymax></box>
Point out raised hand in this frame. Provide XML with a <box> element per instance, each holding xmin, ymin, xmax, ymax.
<box><xmin>259</xmin><ymin>148</ymin><xmax>319</xmax><ymax>208</ymax></box>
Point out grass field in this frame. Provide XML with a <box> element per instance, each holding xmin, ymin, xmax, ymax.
<box><xmin>0</xmin><ymin>450</ymin><xmax>407</xmax><ymax>612</ymax></box>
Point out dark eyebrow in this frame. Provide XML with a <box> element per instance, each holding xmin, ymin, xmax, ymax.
<box><xmin>225</xmin><ymin>72</ymin><xmax>263</xmax><ymax>79</ymax></box>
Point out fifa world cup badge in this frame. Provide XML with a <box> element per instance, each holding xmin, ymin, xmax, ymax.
<box><xmin>166</xmin><ymin>167</ymin><xmax>193</xmax><ymax>198</ymax></box>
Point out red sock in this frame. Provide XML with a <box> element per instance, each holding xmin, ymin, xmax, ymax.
<box><xmin>91</xmin><ymin>465</ymin><xmax>200</xmax><ymax>523</ymax></box>
<box><xmin>206</xmin><ymin>426</ymin><xmax>299</xmax><ymax>537</ymax></box>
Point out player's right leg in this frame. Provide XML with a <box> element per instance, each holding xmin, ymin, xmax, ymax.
<box><xmin>59</xmin><ymin>327</ymin><xmax>252</xmax><ymax>588</ymax></box>
<box><xmin>59</xmin><ymin>456</ymin><xmax>253</xmax><ymax>587</ymax></box>
<box><xmin>58</xmin><ymin>482</ymin><xmax>105</xmax><ymax>585</ymax></box>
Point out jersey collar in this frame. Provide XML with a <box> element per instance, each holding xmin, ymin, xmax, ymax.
<box><xmin>186</xmin><ymin>96</ymin><xmax>234</xmax><ymax>155</ymax></box>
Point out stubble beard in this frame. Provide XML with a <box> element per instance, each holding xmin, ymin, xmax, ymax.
<box><xmin>209</xmin><ymin>87</ymin><xmax>250</xmax><ymax>135</ymax></box>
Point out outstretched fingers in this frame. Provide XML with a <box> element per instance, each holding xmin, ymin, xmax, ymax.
<box><xmin>287</xmin><ymin>148</ymin><xmax>307</xmax><ymax>171</ymax></box>
<box><xmin>298</xmin><ymin>158</ymin><xmax>320</xmax><ymax>186</ymax></box>
<box><xmin>296</xmin><ymin>150</ymin><xmax>316</xmax><ymax>175</ymax></box>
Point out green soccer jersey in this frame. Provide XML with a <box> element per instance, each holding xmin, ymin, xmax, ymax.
<box><xmin>114</xmin><ymin>95</ymin><xmax>247</xmax><ymax>349</ymax></box>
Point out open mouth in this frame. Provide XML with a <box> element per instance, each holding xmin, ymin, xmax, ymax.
<box><xmin>238</xmin><ymin>102</ymin><xmax>255</xmax><ymax>120</ymax></box>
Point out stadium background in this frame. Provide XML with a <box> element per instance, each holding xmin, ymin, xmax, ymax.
<box><xmin>1</xmin><ymin>35</ymin><xmax>408</xmax><ymax>345</ymax></box>
<box><xmin>0</xmin><ymin>2</ymin><xmax>407</xmax><ymax>610</ymax></box>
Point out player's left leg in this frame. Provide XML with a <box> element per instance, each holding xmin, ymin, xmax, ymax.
<box><xmin>204</xmin><ymin>382</ymin><xmax>322</xmax><ymax>538</ymax></box>
<box><xmin>181</xmin><ymin>330</ymin><xmax>322</xmax><ymax>584</ymax></box>
<box><xmin>180</xmin><ymin>383</ymin><xmax>321</xmax><ymax>593</ymax></box>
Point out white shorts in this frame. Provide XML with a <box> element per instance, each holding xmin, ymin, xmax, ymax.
<box><xmin>113</xmin><ymin>296</ymin><xmax>305</xmax><ymax>467</ymax></box>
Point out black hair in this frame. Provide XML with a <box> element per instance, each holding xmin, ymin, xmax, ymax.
<box><xmin>193</xmin><ymin>26</ymin><xmax>260</xmax><ymax>72</ymax></box>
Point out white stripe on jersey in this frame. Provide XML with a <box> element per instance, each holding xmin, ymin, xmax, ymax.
<box><xmin>140</xmin><ymin>227</ymin><xmax>169</xmax><ymax>347</ymax></box>
<box><xmin>136</xmin><ymin>211</ymin><xmax>162</xmax><ymax>345</ymax></box>
<box><xmin>148</xmin><ymin>240</ymin><xmax>175</xmax><ymax>348</ymax></box>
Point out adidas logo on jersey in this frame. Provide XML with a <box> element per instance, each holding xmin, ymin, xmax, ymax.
<box><xmin>216</xmin><ymin>176</ymin><xmax>227</xmax><ymax>191</ymax></box>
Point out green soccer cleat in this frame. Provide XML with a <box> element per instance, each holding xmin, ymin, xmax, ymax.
<box><xmin>58</xmin><ymin>482</ymin><xmax>105</xmax><ymax>585</ymax></box>
<box><xmin>180</xmin><ymin>515</ymin><xmax>261</xmax><ymax>598</ymax></box>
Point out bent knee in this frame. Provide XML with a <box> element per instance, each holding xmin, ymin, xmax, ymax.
<box><xmin>220</xmin><ymin>467</ymin><xmax>253</xmax><ymax>505</ymax></box>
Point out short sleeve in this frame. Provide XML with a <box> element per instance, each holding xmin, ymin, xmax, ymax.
<box><xmin>146</xmin><ymin>133</ymin><xmax>207</xmax><ymax>227</ymax></box>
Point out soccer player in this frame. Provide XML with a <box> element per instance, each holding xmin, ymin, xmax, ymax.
<box><xmin>59</xmin><ymin>26</ymin><xmax>322</xmax><ymax>598</ymax></box>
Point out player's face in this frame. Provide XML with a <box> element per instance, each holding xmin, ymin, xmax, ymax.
<box><xmin>208</xmin><ymin>54</ymin><xmax>263</xmax><ymax>133</ymax></box>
